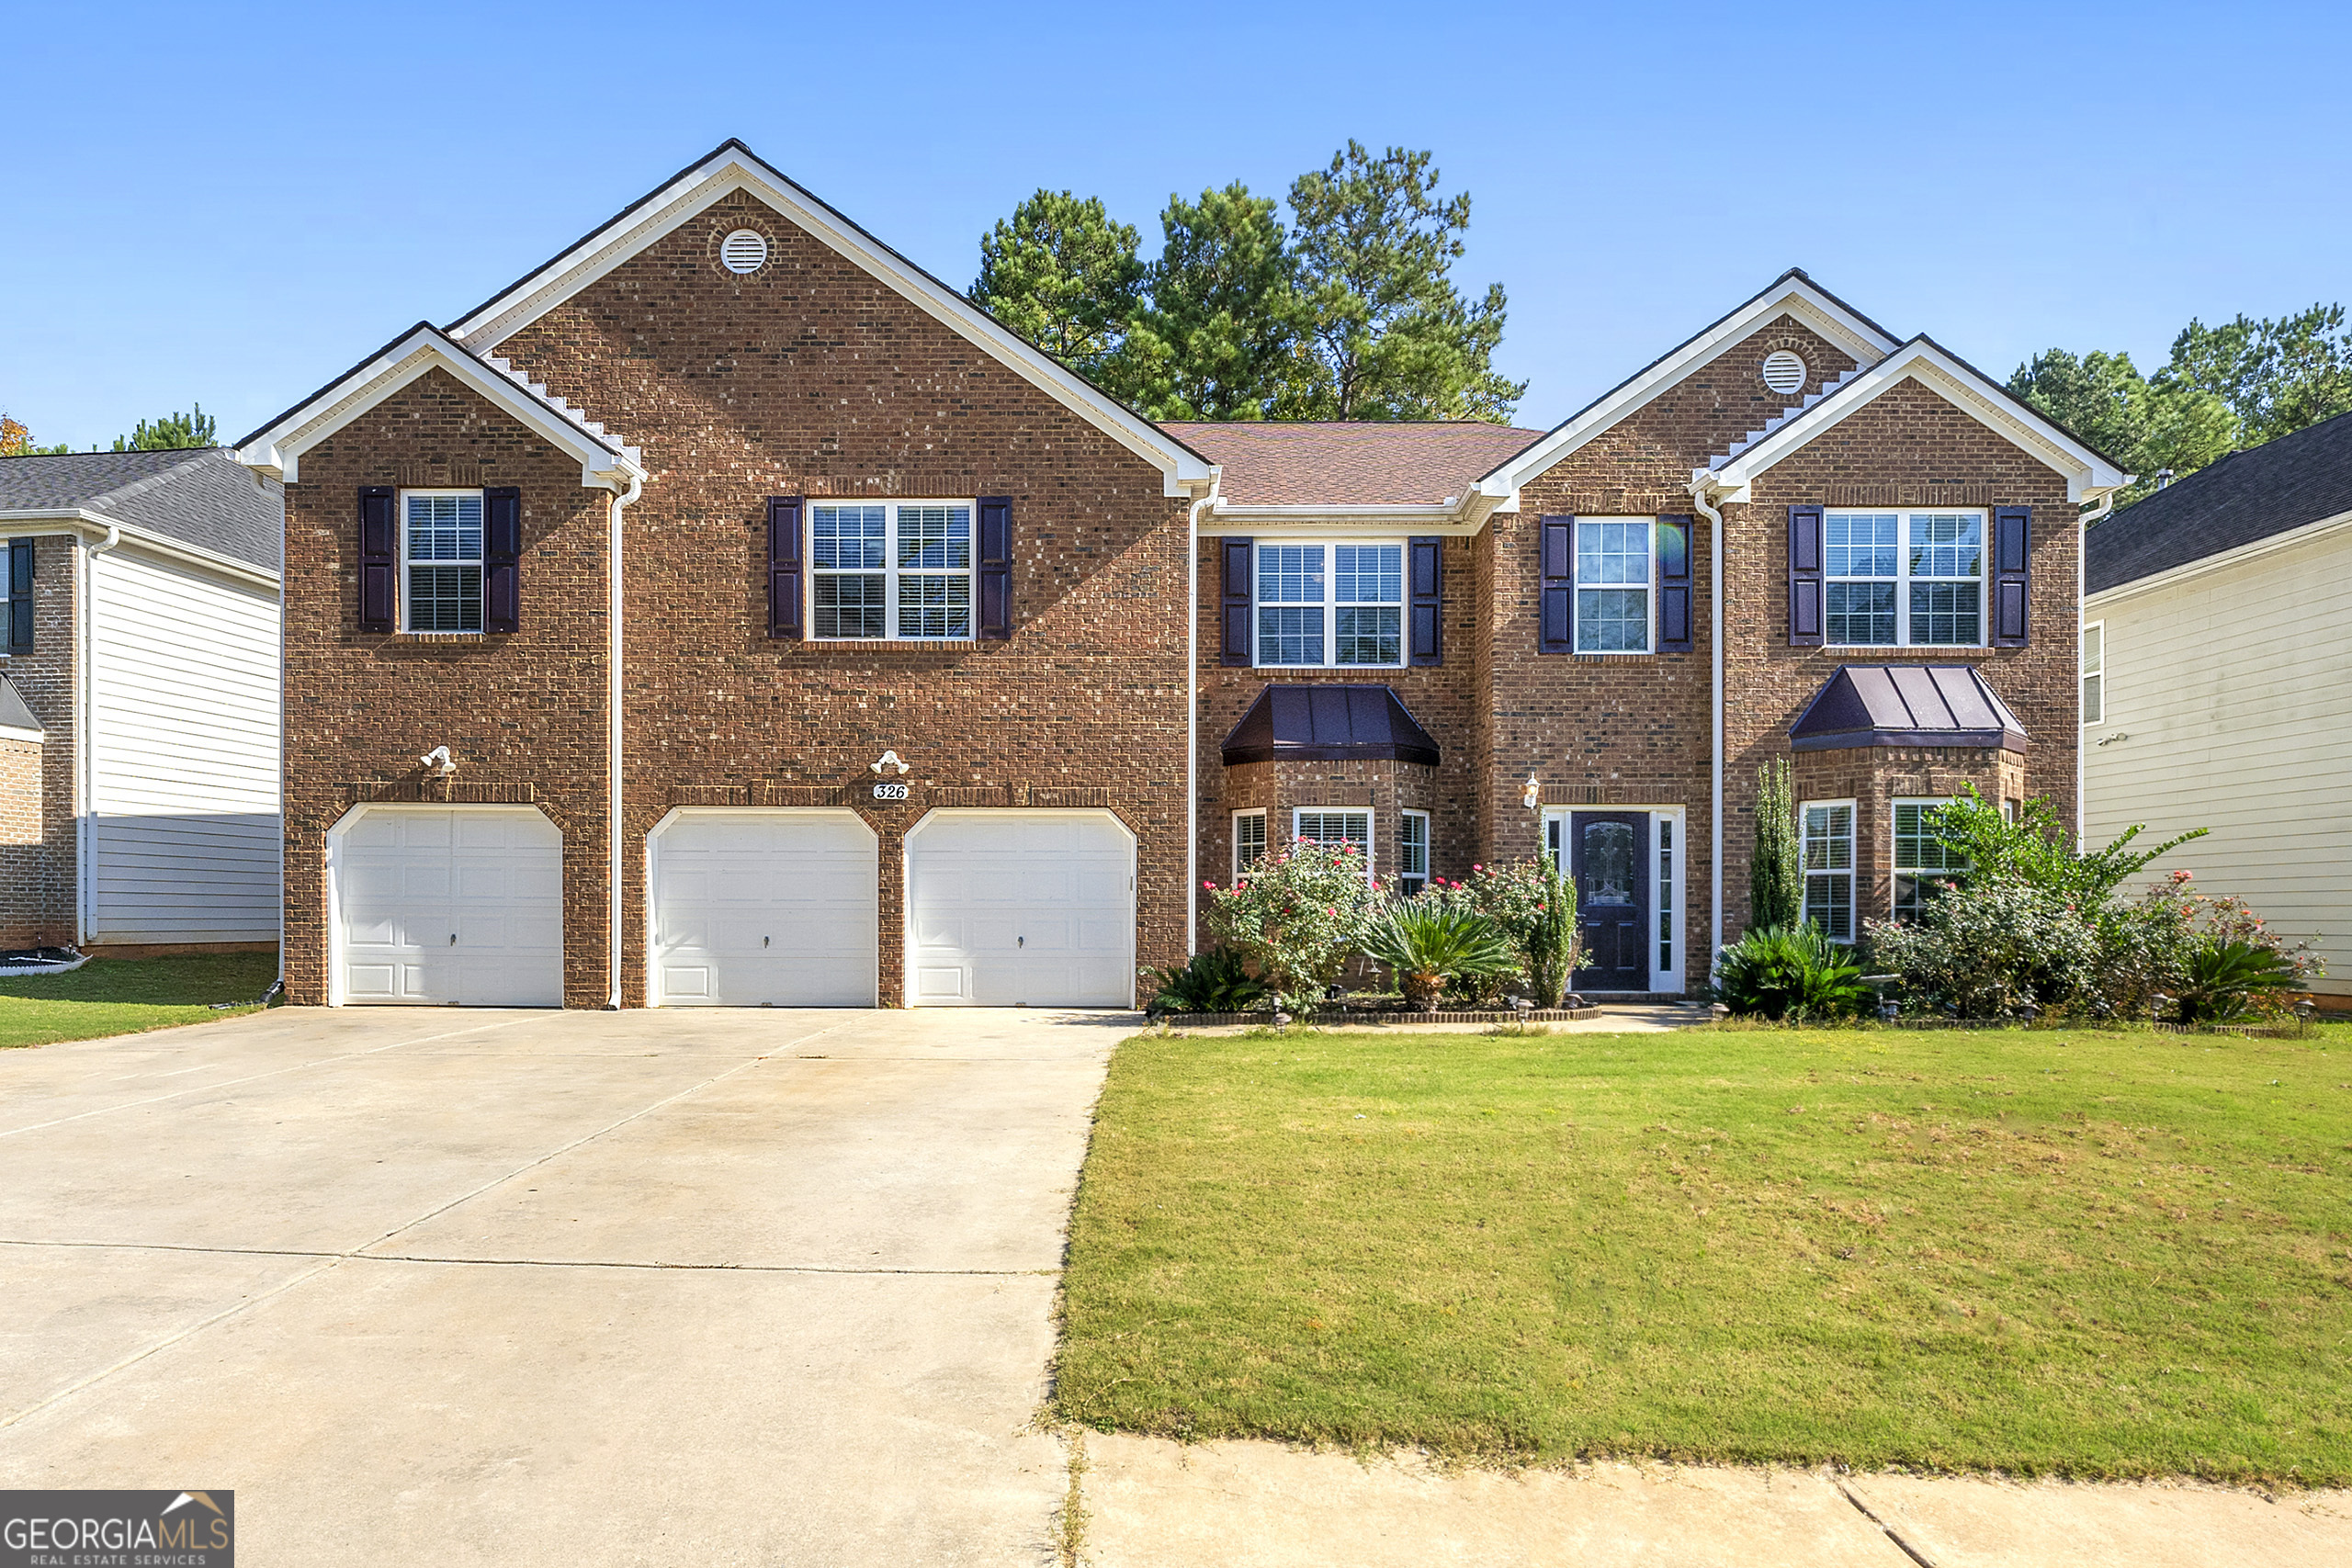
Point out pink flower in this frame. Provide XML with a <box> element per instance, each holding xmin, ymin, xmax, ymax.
<box><xmin>1473</xmin><ymin>863</ymin><xmax>1484</xmax><ymax>873</ymax></box>
<box><xmin>1326</xmin><ymin>907</ymin><xmax>1337</xmax><ymax>916</ymax></box>
<box><xmin>1203</xmin><ymin>880</ymin><xmax>1216</xmax><ymax>890</ymax></box>
<box><xmin>2173</xmin><ymin>869</ymin><xmax>2194</xmax><ymax>883</ymax></box>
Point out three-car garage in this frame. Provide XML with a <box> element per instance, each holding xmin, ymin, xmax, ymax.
<box><xmin>327</xmin><ymin>803</ymin><xmax>1136</xmax><ymax>1010</ymax></box>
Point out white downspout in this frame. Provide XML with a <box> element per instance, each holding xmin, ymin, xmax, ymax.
<box><xmin>1688</xmin><ymin>479</ymin><xmax>1726</xmax><ymax>966</ymax></box>
<box><xmin>2075</xmin><ymin>490</ymin><xmax>2113</xmax><ymax>845</ymax></box>
<box><xmin>75</xmin><ymin>524</ymin><xmax>121</xmax><ymax>949</ymax></box>
<box><xmin>606</xmin><ymin>472</ymin><xmax>640</xmax><ymax>1010</ymax></box>
<box><xmin>1184</xmin><ymin>491</ymin><xmax>1212</xmax><ymax>955</ymax></box>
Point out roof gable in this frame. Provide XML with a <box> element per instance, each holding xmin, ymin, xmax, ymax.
<box><xmin>1705</xmin><ymin>337</ymin><xmax>2130</xmax><ymax>503</ymax></box>
<box><xmin>1164</xmin><ymin>421</ymin><xmax>1544</xmax><ymax>513</ymax></box>
<box><xmin>1476</xmin><ymin>270</ymin><xmax>1904</xmax><ymax>499</ymax></box>
<box><xmin>443</xmin><ymin>140</ymin><xmax>1213</xmax><ymax>496</ymax></box>
<box><xmin>234</xmin><ymin>323</ymin><xmax>644</xmax><ymax>489</ymax></box>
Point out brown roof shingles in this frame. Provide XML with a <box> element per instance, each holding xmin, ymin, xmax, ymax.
<box><xmin>1159</xmin><ymin>421</ymin><xmax>1545</xmax><ymax>507</ymax></box>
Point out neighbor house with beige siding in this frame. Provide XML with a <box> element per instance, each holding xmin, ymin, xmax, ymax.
<box><xmin>2084</xmin><ymin>410</ymin><xmax>2352</xmax><ymax>1002</ymax></box>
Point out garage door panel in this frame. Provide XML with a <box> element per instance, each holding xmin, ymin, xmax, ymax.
<box><xmin>335</xmin><ymin>807</ymin><xmax>563</xmax><ymax>1007</ymax></box>
<box><xmin>650</xmin><ymin>810</ymin><xmax>878</xmax><ymax>1007</ymax></box>
<box><xmin>905</xmin><ymin>811</ymin><xmax>1135</xmax><ymax>1008</ymax></box>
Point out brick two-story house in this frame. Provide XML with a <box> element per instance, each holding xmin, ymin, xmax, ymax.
<box><xmin>237</xmin><ymin>141</ymin><xmax>2124</xmax><ymax>1009</ymax></box>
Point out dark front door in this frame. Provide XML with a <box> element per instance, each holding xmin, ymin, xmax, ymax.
<box><xmin>1570</xmin><ymin>812</ymin><xmax>1649</xmax><ymax>992</ymax></box>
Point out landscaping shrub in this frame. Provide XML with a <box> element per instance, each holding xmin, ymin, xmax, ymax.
<box><xmin>2090</xmin><ymin>872</ymin><xmax>2323</xmax><ymax>1022</ymax></box>
<box><xmin>1141</xmin><ymin>946</ymin><xmax>1265</xmax><ymax>1015</ymax></box>
<box><xmin>1927</xmin><ymin>785</ymin><xmax>2207</xmax><ymax>907</ymax></box>
<box><xmin>1709</xmin><ymin>924</ymin><xmax>1870</xmax><ymax>1021</ymax></box>
<box><xmin>1750</xmin><ymin>758</ymin><xmax>1803</xmax><ymax>931</ymax></box>
<box><xmin>1360</xmin><ymin>903</ymin><xmax>1521</xmax><ymax>1010</ymax></box>
<box><xmin>1866</xmin><ymin>880</ymin><xmax>2102</xmax><ymax>1018</ymax></box>
<box><xmin>2174</xmin><ymin>938</ymin><xmax>2301</xmax><ymax>1024</ymax></box>
<box><xmin>1204</xmin><ymin>839</ymin><xmax>1385</xmax><ymax>1010</ymax></box>
<box><xmin>1423</xmin><ymin>858</ymin><xmax>1583</xmax><ymax>1006</ymax></box>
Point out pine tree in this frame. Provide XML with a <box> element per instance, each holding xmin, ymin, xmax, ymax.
<box><xmin>111</xmin><ymin>404</ymin><xmax>217</xmax><ymax>451</ymax></box>
<box><xmin>1750</xmin><ymin>758</ymin><xmax>1804</xmax><ymax>932</ymax></box>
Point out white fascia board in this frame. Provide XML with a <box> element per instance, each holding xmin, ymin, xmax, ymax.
<box><xmin>0</xmin><ymin>510</ymin><xmax>279</xmax><ymax>591</ymax></box>
<box><xmin>0</xmin><ymin>723</ymin><xmax>43</xmax><ymax>744</ymax></box>
<box><xmin>1707</xmin><ymin>340</ymin><xmax>2131</xmax><ymax>504</ymax></box>
<box><xmin>234</xmin><ymin>326</ymin><xmax>644</xmax><ymax>491</ymax></box>
<box><xmin>442</xmin><ymin>146</ymin><xmax>1215</xmax><ymax>497</ymax></box>
<box><xmin>2084</xmin><ymin>504</ymin><xmax>2352</xmax><ymax>607</ymax></box>
<box><xmin>1480</xmin><ymin>276</ymin><xmax>1904</xmax><ymax>495</ymax></box>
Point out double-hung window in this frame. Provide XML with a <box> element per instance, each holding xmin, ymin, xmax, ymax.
<box><xmin>1801</xmin><ymin>801</ymin><xmax>1856</xmax><ymax>942</ymax></box>
<box><xmin>1255</xmin><ymin>543</ymin><xmax>1403</xmax><ymax>667</ymax></box>
<box><xmin>1825</xmin><ymin>510</ymin><xmax>1984</xmax><ymax>647</ymax></box>
<box><xmin>811</xmin><ymin>501</ymin><xmax>973</xmax><ymax>640</ymax></box>
<box><xmin>2081</xmin><ymin>623</ymin><xmax>2104</xmax><ymax>725</ymax></box>
<box><xmin>1293</xmin><ymin>807</ymin><xmax>1373</xmax><ymax>883</ymax></box>
<box><xmin>1397</xmin><ymin>809</ymin><xmax>1430</xmax><ymax>897</ymax></box>
<box><xmin>403</xmin><ymin>491</ymin><xmax>483</xmax><ymax>633</ymax></box>
<box><xmin>1575</xmin><ymin>517</ymin><xmax>1652</xmax><ymax>652</ymax></box>
<box><xmin>1892</xmin><ymin>798</ymin><xmax>1966</xmax><ymax>918</ymax></box>
<box><xmin>1232</xmin><ymin>809</ymin><xmax>1267</xmax><ymax>877</ymax></box>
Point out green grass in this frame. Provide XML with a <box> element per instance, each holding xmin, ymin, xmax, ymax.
<box><xmin>0</xmin><ymin>953</ymin><xmax>278</xmax><ymax>1048</ymax></box>
<box><xmin>1057</xmin><ymin>1021</ymin><xmax>2352</xmax><ymax>1483</ymax></box>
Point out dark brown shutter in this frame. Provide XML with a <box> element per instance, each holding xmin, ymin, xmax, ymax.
<box><xmin>1656</xmin><ymin>514</ymin><xmax>1692</xmax><ymax>652</ymax></box>
<box><xmin>6</xmin><ymin>539</ymin><xmax>32</xmax><ymax>652</ymax></box>
<box><xmin>358</xmin><ymin>486</ymin><xmax>396</xmax><ymax>633</ymax></box>
<box><xmin>977</xmin><ymin>495</ymin><xmax>1012</xmax><ymax>640</ymax></box>
<box><xmin>1219</xmin><ymin>537</ymin><xmax>1253</xmax><ymax>666</ymax></box>
<box><xmin>1993</xmin><ymin>505</ymin><xmax>2030</xmax><ymax>646</ymax></box>
<box><xmin>1408</xmin><ymin>535</ymin><xmax>1443</xmax><ymax>665</ymax></box>
<box><xmin>767</xmin><ymin>496</ymin><xmax>804</xmax><ymax>639</ymax></box>
<box><xmin>482</xmin><ymin>486</ymin><xmax>521</xmax><ymax>634</ymax></box>
<box><xmin>1788</xmin><ymin>503</ymin><xmax>1824</xmax><ymax>647</ymax></box>
<box><xmin>1538</xmin><ymin>515</ymin><xmax>1575</xmax><ymax>653</ymax></box>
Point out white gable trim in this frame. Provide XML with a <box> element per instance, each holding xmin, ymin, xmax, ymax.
<box><xmin>233</xmin><ymin>325</ymin><xmax>645</xmax><ymax>490</ymax></box>
<box><xmin>1475</xmin><ymin>273</ymin><xmax>1904</xmax><ymax>502</ymax></box>
<box><xmin>444</xmin><ymin>142</ymin><xmax>1216</xmax><ymax>498</ymax></box>
<box><xmin>1704</xmin><ymin>338</ymin><xmax>2131</xmax><ymax>504</ymax></box>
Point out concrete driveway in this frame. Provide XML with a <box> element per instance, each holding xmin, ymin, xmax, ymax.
<box><xmin>0</xmin><ymin>1004</ymin><xmax>1126</xmax><ymax>1565</ymax></box>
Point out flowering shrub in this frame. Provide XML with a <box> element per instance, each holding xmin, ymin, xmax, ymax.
<box><xmin>2091</xmin><ymin>872</ymin><xmax>2324</xmax><ymax>1021</ymax></box>
<box><xmin>1416</xmin><ymin>859</ymin><xmax>1585</xmax><ymax>1005</ymax></box>
<box><xmin>1865</xmin><ymin>881</ymin><xmax>2103</xmax><ymax>1018</ymax></box>
<box><xmin>1203</xmin><ymin>839</ymin><xmax>1385</xmax><ymax>1010</ymax></box>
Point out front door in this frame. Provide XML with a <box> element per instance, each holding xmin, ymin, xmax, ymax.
<box><xmin>1569</xmin><ymin>812</ymin><xmax>1649</xmax><ymax>992</ymax></box>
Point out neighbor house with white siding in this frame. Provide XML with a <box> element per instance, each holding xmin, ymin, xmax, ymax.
<box><xmin>0</xmin><ymin>447</ymin><xmax>283</xmax><ymax>953</ymax></box>
<box><xmin>2084</xmin><ymin>409</ymin><xmax>2352</xmax><ymax>1004</ymax></box>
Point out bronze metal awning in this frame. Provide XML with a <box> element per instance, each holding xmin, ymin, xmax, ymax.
<box><xmin>1220</xmin><ymin>684</ymin><xmax>1441</xmax><ymax>767</ymax></box>
<box><xmin>1789</xmin><ymin>664</ymin><xmax>2028</xmax><ymax>753</ymax></box>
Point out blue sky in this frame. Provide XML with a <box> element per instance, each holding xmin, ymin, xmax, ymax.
<box><xmin>4</xmin><ymin>0</ymin><xmax>2345</xmax><ymax>450</ymax></box>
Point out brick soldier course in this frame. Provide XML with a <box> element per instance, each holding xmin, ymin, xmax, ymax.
<box><xmin>239</xmin><ymin>141</ymin><xmax>2127</xmax><ymax>1009</ymax></box>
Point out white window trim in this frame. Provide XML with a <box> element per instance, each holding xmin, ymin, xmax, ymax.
<box><xmin>1799</xmin><ymin>797</ymin><xmax>1858</xmax><ymax>943</ymax></box>
<box><xmin>1398</xmin><ymin>808</ymin><xmax>1431</xmax><ymax>895</ymax></box>
<box><xmin>1572</xmin><ymin>514</ymin><xmax>1656</xmax><ymax>656</ymax></box>
<box><xmin>399</xmin><ymin>487</ymin><xmax>485</xmax><ymax>636</ymax></box>
<box><xmin>1251</xmin><ymin>537</ymin><xmax>1407</xmax><ymax>670</ymax></box>
<box><xmin>1231</xmin><ymin>808</ymin><xmax>1267</xmax><ymax>880</ymax></box>
<box><xmin>807</xmin><ymin>498</ymin><xmax>978</xmax><ymax>644</ymax></box>
<box><xmin>1891</xmin><ymin>795</ymin><xmax>1964</xmax><ymax>918</ymax></box>
<box><xmin>1291</xmin><ymin>807</ymin><xmax>1374</xmax><ymax>885</ymax></box>
<box><xmin>1825</xmin><ymin>507</ymin><xmax>1989</xmax><ymax>650</ymax></box>
<box><xmin>2081</xmin><ymin>620</ymin><xmax>2105</xmax><ymax>727</ymax></box>
<box><xmin>1539</xmin><ymin>805</ymin><xmax>1685</xmax><ymax>994</ymax></box>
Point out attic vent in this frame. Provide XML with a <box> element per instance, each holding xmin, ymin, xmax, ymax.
<box><xmin>720</xmin><ymin>230</ymin><xmax>770</xmax><ymax>275</ymax></box>
<box><xmin>1761</xmin><ymin>350</ymin><xmax>1807</xmax><ymax>395</ymax></box>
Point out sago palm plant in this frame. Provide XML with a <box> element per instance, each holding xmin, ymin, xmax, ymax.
<box><xmin>1361</xmin><ymin>903</ymin><xmax>1521</xmax><ymax>1011</ymax></box>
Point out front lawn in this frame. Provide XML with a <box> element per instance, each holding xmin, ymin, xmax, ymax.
<box><xmin>0</xmin><ymin>953</ymin><xmax>278</xmax><ymax>1048</ymax></box>
<box><xmin>1057</xmin><ymin>1021</ymin><xmax>2352</xmax><ymax>1483</ymax></box>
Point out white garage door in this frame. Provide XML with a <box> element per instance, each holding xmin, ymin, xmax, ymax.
<box><xmin>650</xmin><ymin>808</ymin><xmax>878</xmax><ymax>1007</ymax></box>
<box><xmin>905</xmin><ymin>810</ymin><xmax>1135</xmax><ymax>1008</ymax></box>
<box><xmin>334</xmin><ymin>806</ymin><xmax>564</xmax><ymax>1006</ymax></box>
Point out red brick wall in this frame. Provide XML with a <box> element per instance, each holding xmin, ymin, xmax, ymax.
<box><xmin>1</xmin><ymin>535</ymin><xmax>79</xmax><ymax>946</ymax></box>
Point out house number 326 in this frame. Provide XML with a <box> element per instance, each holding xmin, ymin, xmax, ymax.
<box><xmin>871</xmin><ymin>782</ymin><xmax>910</xmax><ymax>801</ymax></box>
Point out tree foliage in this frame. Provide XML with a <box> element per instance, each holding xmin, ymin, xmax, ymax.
<box><xmin>0</xmin><ymin>414</ymin><xmax>70</xmax><ymax>457</ymax></box>
<box><xmin>1750</xmin><ymin>758</ymin><xmax>1803</xmax><ymax>932</ymax></box>
<box><xmin>111</xmin><ymin>404</ymin><xmax>216</xmax><ymax>451</ymax></box>
<box><xmin>972</xmin><ymin>142</ymin><xmax>1522</xmax><ymax>423</ymax></box>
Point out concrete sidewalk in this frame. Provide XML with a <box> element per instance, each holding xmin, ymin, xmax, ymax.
<box><xmin>1075</xmin><ymin>1435</ymin><xmax>2352</xmax><ymax>1567</ymax></box>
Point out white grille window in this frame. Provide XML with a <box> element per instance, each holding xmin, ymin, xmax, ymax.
<box><xmin>1233</xmin><ymin>809</ymin><xmax>1267</xmax><ymax>877</ymax></box>
<box><xmin>810</xmin><ymin>501</ymin><xmax>972</xmax><ymax>641</ymax></box>
<box><xmin>1293</xmin><ymin>807</ymin><xmax>1374</xmax><ymax>883</ymax></box>
<box><xmin>1893</xmin><ymin>798</ymin><xmax>1966</xmax><ymax>919</ymax></box>
<box><xmin>1575</xmin><ymin>517</ymin><xmax>1652</xmax><ymax>653</ymax></box>
<box><xmin>1398</xmin><ymin>809</ymin><xmax>1430</xmax><ymax>896</ymax></box>
<box><xmin>2081</xmin><ymin>622</ymin><xmax>2104</xmax><ymax>725</ymax></box>
<box><xmin>402</xmin><ymin>491</ymin><xmax>482</xmax><ymax>632</ymax></box>
<box><xmin>1826</xmin><ymin>510</ymin><xmax>1984</xmax><ymax>647</ymax></box>
<box><xmin>1801</xmin><ymin>801</ymin><xmax>1855</xmax><ymax>942</ymax></box>
<box><xmin>1255</xmin><ymin>542</ymin><xmax>1403</xmax><ymax>668</ymax></box>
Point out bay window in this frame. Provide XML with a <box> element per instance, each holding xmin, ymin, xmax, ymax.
<box><xmin>1893</xmin><ymin>798</ymin><xmax>1967</xmax><ymax>918</ymax></box>
<box><xmin>1398</xmin><ymin>809</ymin><xmax>1430</xmax><ymax>896</ymax></box>
<box><xmin>1801</xmin><ymin>800</ymin><xmax>1856</xmax><ymax>942</ymax></box>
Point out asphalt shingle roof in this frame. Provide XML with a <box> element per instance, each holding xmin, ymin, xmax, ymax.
<box><xmin>0</xmin><ymin>447</ymin><xmax>281</xmax><ymax>573</ymax></box>
<box><xmin>2086</xmin><ymin>410</ymin><xmax>2352</xmax><ymax>594</ymax></box>
<box><xmin>1161</xmin><ymin>421</ymin><xmax>1544</xmax><ymax>507</ymax></box>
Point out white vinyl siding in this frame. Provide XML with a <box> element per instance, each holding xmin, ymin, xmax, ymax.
<box><xmin>1254</xmin><ymin>542</ymin><xmax>1404</xmax><ymax>668</ymax></box>
<box><xmin>1825</xmin><ymin>510</ymin><xmax>1985</xmax><ymax>648</ymax></box>
<box><xmin>88</xmin><ymin>547</ymin><xmax>281</xmax><ymax>943</ymax></box>
<box><xmin>2083</xmin><ymin>522</ymin><xmax>2352</xmax><ymax>995</ymax></box>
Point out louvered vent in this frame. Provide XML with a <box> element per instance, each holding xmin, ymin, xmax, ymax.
<box><xmin>720</xmin><ymin>229</ymin><xmax>770</xmax><ymax>275</ymax></box>
<box><xmin>1761</xmin><ymin>350</ymin><xmax>1807</xmax><ymax>395</ymax></box>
